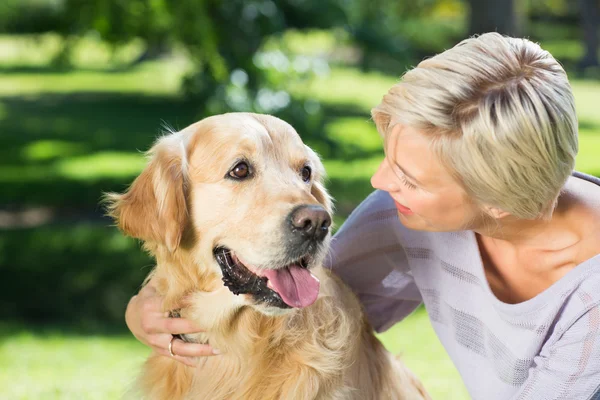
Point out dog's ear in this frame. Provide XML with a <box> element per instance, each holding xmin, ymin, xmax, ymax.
<box><xmin>105</xmin><ymin>136</ymin><xmax>188</xmax><ymax>252</ymax></box>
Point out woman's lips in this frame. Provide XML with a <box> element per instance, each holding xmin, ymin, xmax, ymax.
<box><xmin>394</xmin><ymin>201</ymin><xmax>414</xmax><ymax>215</ymax></box>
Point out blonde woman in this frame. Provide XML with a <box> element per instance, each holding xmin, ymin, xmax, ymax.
<box><xmin>125</xmin><ymin>33</ymin><xmax>600</xmax><ymax>399</ymax></box>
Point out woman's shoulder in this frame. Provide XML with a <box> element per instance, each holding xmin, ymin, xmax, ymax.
<box><xmin>554</xmin><ymin>263</ymin><xmax>600</xmax><ymax>331</ymax></box>
<box><xmin>564</xmin><ymin>173</ymin><xmax>600</xmax><ymax>260</ymax></box>
<box><xmin>569</xmin><ymin>172</ymin><xmax>600</xmax><ymax>211</ymax></box>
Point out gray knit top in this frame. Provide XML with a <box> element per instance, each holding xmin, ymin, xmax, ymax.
<box><xmin>328</xmin><ymin>172</ymin><xmax>600</xmax><ymax>400</ymax></box>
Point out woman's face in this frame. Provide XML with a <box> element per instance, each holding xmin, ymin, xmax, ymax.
<box><xmin>371</xmin><ymin>124</ymin><xmax>482</xmax><ymax>232</ymax></box>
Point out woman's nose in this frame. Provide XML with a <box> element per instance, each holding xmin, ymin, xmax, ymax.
<box><xmin>371</xmin><ymin>157</ymin><xmax>400</xmax><ymax>192</ymax></box>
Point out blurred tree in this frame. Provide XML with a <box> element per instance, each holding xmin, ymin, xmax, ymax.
<box><xmin>4</xmin><ymin>0</ymin><xmax>455</xmax><ymax>138</ymax></box>
<box><xmin>55</xmin><ymin>0</ymin><xmax>348</xmax><ymax>124</ymax></box>
<box><xmin>345</xmin><ymin>0</ymin><xmax>412</xmax><ymax>73</ymax></box>
<box><xmin>0</xmin><ymin>0</ymin><xmax>62</xmax><ymax>33</ymax></box>
<box><xmin>56</xmin><ymin>0</ymin><xmax>172</xmax><ymax>66</ymax></box>
<box><xmin>578</xmin><ymin>0</ymin><xmax>600</xmax><ymax>70</ymax></box>
<box><xmin>466</xmin><ymin>0</ymin><xmax>524</xmax><ymax>37</ymax></box>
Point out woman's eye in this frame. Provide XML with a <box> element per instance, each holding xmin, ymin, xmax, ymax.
<box><xmin>229</xmin><ymin>162</ymin><xmax>250</xmax><ymax>179</ymax></box>
<box><xmin>400</xmin><ymin>175</ymin><xmax>417</xmax><ymax>190</ymax></box>
<box><xmin>301</xmin><ymin>166</ymin><xmax>312</xmax><ymax>182</ymax></box>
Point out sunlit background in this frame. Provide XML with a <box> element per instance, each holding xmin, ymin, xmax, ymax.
<box><xmin>1</xmin><ymin>0</ymin><xmax>599</xmax><ymax>398</ymax></box>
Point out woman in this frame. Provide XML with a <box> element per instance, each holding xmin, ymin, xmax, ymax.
<box><xmin>125</xmin><ymin>33</ymin><xmax>600</xmax><ymax>399</ymax></box>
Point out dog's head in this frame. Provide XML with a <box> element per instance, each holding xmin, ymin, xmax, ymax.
<box><xmin>107</xmin><ymin>113</ymin><xmax>332</xmax><ymax>315</ymax></box>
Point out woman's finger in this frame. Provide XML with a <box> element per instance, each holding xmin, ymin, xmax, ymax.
<box><xmin>151</xmin><ymin>316</ymin><xmax>205</xmax><ymax>335</ymax></box>
<box><xmin>150</xmin><ymin>334</ymin><xmax>219</xmax><ymax>357</ymax></box>
<box><xmin>147</xmin><ymin>332</ymin><xmax>172</xmax><ymax>349</ymax></box>
<box><xmin>170</xmin><ymin>338</ymin><xmax>220</xmax><ymax>357</ymax></box>
<box><xmin>153</xmin><ymin>348</ymin><xmax>199</xmax><ymax>368</ymax></box>
<box><xmin>139</xmin><ymin>291</ymin><xmax>164</xmax><ymax>314</ymax></box>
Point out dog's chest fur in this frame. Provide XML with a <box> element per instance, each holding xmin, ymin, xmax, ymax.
<box><xmin>148</xmin><ymin>271</ymin><xmax>365</xmax><ymax>399</ymax></box>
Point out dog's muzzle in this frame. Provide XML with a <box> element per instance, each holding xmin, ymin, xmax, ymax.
<box><xmin>213</xmin><ymin>204</ymin><xmax>331</xmax><ymax>310</ymax></box>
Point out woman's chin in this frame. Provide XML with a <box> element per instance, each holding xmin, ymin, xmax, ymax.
<box><xmin>397</xmin><ymin>213</ymin><xmax>441</xmax><ymax>232</ymax></box>
<box><xmin>397</xmin><ymin>211</ymin><xmax>420</xmax><ymax>228</ymax></box>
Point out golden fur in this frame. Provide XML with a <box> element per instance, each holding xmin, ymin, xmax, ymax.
<box><xmin>106</xmin><ymin>113</ymin><xmax>431</xmax><ymax>400</ymax></box>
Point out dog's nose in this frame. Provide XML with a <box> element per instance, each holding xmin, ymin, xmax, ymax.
<box><xmin>289</xmin><ymin>205</ymin><xmax>331</xmax><ymax>241</ymax></box>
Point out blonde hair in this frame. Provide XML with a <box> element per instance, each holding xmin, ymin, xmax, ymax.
<box><xmin>372</xmin><ymin>32</ymin><xmax>578</xmax><ymax>219</ymax></box>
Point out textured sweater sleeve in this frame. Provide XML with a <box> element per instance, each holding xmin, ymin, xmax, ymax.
<box><xmin>325</xmin><ymin>190</ymin><xmax>422</xmax><ymax>332</ymax></box>
<box><xmin>511</xmin><ymin>299</ymin><xmax>600</xmax><ymax>400</ymax></box>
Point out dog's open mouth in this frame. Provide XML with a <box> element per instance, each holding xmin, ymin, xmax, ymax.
<box><xmin>214</xmin><ymin>247</ymin><xmax>320</xmax><ymax>309</ymax></box>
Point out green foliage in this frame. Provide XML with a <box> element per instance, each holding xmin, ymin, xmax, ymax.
<box><xmin>1</xmin><ymin>0</ymin><xmax>426</xmax><ymax>135</ymax></box>
<box><xmin>159</xmin><ymin>0</ymin><xmax>348</xmax><ymax>137</ymax></box>
<box><xmin>0</xmin><ymin>225</ymin><xmax>152</xmax><ymax>324</ymax></box>
<box><xmin>529</xmin><ymin>0</ymin><xmax>578</xmax><ymax>18</ymax></box>
<box><xmin>0</xmin><ymin>0</ymin><xmax>64</xmax><ymax>34</ymax></box>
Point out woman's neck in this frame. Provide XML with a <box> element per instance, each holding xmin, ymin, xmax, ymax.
<box><xmin>474</xmin><ymin>183</ymin><xmax>581</xmax><ymax>251</ymax></box>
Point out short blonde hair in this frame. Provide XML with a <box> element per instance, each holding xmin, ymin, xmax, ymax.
<box><xmin>372</xmin><ymin>32</ymin><xmax>578</xmax><ymax>219</ymax></box>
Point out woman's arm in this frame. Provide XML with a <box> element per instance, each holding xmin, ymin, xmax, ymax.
<box><xmin>509</xmin><ymin>303</ymin><xmax>600</xmax><ymax>399</ymax></box>
<box><xmin>125</xmin><ymin>276</ymin><xmax>220</xmax><ymax>367</ymax></box>
<box><xmin>326</xmin><ymin>190</ymin><xmax>423</xmax><ymax>332</ymax></box>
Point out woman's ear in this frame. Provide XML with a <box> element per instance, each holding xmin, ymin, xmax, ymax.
<box><xmin>484</xmin><ymin>205</ymin><xmax>511</xmax><ymax>220</ymax></box>
<box><xmin>104</xmin><ymin>135</ymin><xmax>188</xmax><ymax>253</ymax></box>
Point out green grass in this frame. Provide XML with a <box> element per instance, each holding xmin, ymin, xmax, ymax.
<box><xmin>0</xmin><ymin>60</ymin><xmax>186</xmax><ymax>96</ymax></box>
<box><xmin>1</xmin><ymin>33</ymin><xmax>600</xmax><ymax>400</ymax></box>
<box><xmin>0</xmin><ymin>308</ymin><xmax>468</xmax><ymax>400</ymax></box>
<box><xmin>0</xmin><ymin>325</ymin><xmax>150</xmax><ymax>400</ymax></box>
<box><xmin>0</xmin><ymin>33</ymin><xmax>146</xmax><ymax>68</ymax></box>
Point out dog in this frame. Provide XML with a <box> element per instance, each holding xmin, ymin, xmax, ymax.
<box><xmin>106</xmin><ymin>113</ymin><xmax>430</xmax><ymax>400</ymax></box>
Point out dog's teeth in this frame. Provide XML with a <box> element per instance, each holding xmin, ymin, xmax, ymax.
<box><xmin>267</xmin><ymin>280</ymin><xmax>274</xmax><ymax>290</ymax></box>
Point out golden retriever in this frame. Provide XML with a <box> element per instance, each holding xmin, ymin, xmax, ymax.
<box><xmin>106</xmin><ymin>113</ymin><xmax>430</xmax><ymax>400</ymax></box>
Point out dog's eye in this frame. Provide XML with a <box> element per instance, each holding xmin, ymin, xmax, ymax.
<box><xmin>301</xmin><ymin>166</ymin><xmax>312</xmax><ymax>183</ymax></box>
<box><xmin>230</xmin><ymin>162</ymin><xmax>250</xmax><ymax>179</ymax></box>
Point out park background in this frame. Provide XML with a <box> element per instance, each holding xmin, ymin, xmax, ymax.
<box><xmin>1</xmin><ymin>0</ymin><xmax>599</xmax><ymax>398</ymax></box>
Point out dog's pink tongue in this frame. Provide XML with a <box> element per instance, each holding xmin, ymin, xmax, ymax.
<box><xmin>264</xmin><ymin>265</ymin><xmax>320</xmax><ymax>308</ymax></box>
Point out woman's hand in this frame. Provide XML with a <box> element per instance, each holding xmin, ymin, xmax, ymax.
<box><xmin>125</xmin><ymin>278</ymin><xmax>220</xmax><ymax>367</ymax></box>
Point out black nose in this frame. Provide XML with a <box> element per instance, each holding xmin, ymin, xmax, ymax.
<box><xmin>289</xmin><ymin>205</ymin><xmax>331</xmax><ymax>241</ymax></box>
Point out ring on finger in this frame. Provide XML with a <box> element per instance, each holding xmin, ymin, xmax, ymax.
<box><xmin>168</xmin><ymin>335</ymin><xmax>176</xmax><ymax>357</ymax></box>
